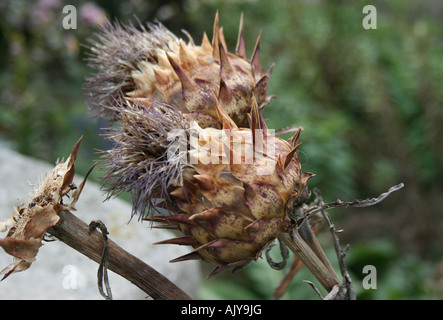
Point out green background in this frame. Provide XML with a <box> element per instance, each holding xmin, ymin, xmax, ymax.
<box><xmin>0</xmin><ymin>0</ymin><xmax>442</xmax><ymax>299</ymax></box>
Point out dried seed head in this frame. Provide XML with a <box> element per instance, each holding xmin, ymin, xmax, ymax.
<box><xmin>86</xmin><ymin>14</ymin><xmax>312</xmax><ymax>277</ymax></box>
<box><xmin>85</xmin><ymin>13</ymin><xmax>274</xmax><ymax>128</ymax></box>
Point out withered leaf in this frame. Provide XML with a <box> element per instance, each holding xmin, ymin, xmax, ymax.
<box><xmin>0</xmin><ymin>137</ymin><xmax>92</xmax><ymax>280</ymax></box>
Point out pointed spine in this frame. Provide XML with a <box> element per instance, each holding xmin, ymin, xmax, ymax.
<box><xmin>289</xmin><ymin>127</ymin><xmax>302</xmax><ymax>147</ymax></box>
<box><xmin>250</xmin><ymin>95</ymin><xmax>261</xmax><ymax>131</ymax></box>
<box><xmin>250</xmin><ymin>95</ymin><xmax>261</xmax><ymax>149</ymax></box>
<box><xmin>207</xmin><ymin>265</ymin><xmax>229</xmax><ymax>279</ymax></box>
<box><xmin>201</xmin><ymin>32</ymin><xmax>212</xmax><ymax>52</ymax></box>
<box><xmin>154</xmin><ymin>236</ymin><xmax>197</xmax><ymax>246</ymax></box>
<box><xmin>284</xmin><ymin>143</ymin><xmax>302</xmax><ymax>170</ymax></box>
<box><xmin>212</xmin><ymin>11</ymin><xmax>220</xmax><ymax>60</ymax></box>
<box><xmin>166</xmin><ymin>52</ymin><xmax>198</xmax><ymax>93</ymax></box>
<box><xmin>153</xmin><ymin>67</ymin><xmax>171</xmax><ymax>87</ymax></box>
<box><xmin>251</xmin><ymin>31</ymin><xmax>264</xmax><ymax>79</ymax></box>
<box><xmin>179</xmin><ymin>40</ymin><xmax>196</xmax><ymax>70</ymax></box>
<box><xmin>236</xmin><ymin>13</ymin><xmax>246</xmax><ymax>58</ymax></box>
<box><xmin>213</xmin><ymin>94</ymin><xmax>238</xmax><ymax>130</ymax></box>
<box><xmin>170</xmin><ymin>251</ymin><xmax>202</xmax><ymax>263</ymax></box>
<box><xmin>219</xmin><ymin>38</ymin><xmax>234</xmax><ymax>81</ymax></box>
<box><xmin>219</xmin><ymin>27</ymin><xmax>228</xmax><ymax>53</ymax></box>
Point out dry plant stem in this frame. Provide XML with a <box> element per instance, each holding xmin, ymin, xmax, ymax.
<box><xmin>278</xmin><ymin>232</ymin><xmax>340</xmax><ymax>292</ymax></box>
<box><xmin>297</xmin><ymin>220</ymin><xmax>337</xmax><ymax>282</ymax></box>
<box><xmin>48</xmin><ymin>210</ymin><xmax>192</xmax><ymax>300</ymax></box>
<box><xmin>322</xmin><ymin>210</ymin><xmax>356</xmax><ymax>300</ymax></box>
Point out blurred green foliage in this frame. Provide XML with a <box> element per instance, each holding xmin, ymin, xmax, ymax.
<box><xmin>0</xmin><ymin>0</ymin><xmax>442</xmax><ymax>299</ymax></box>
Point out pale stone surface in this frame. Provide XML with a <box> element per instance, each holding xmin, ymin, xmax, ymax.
<box><xmin>0</xmin><ymin>146</ymin><xmax>202</xmax><ymax>299</ymax></box>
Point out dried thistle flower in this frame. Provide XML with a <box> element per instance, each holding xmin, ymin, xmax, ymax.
<box><xmin>0</xmin><ymin>138</ymin><xmax>91</xmax><ymax>279</ymax></box>
<box><xmin>85</xmin><ymin>12</ymin><xmax>274</xmax><ymax>127</ymax></box>
<box><xmin>100</xmin><ymin>100</ymin><xmax>190</xmax><ymax>217</ymax></box>
<box><xmin>86</xmin><ymin>13</ymin><xmax>314</xmax><ymax>277</ymax></box>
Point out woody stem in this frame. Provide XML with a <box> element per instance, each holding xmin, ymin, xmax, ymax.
<box><xmin>48</xmin><ymin>210</ymin><xmax>192</xmax><ymax>300</ymax></box>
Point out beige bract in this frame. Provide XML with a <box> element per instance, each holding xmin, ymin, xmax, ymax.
<box><xmin>0</xmin><ymin>138</ymin><xmax>91</xmax><ymax>279</ymax></box>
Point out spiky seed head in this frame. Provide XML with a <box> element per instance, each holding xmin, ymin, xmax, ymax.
<box><xmin>86</xmin><ymin>14</ymin><xmax>313</xmax><ymax>276</ymax></box>
<box><xmin>85</xmin><ymin>12</ymin><xmax>274</xmax><ymax>128</ymax></box>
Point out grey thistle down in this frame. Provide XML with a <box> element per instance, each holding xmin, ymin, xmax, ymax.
<box><xmin>100</xmin><ymin>99</ymin><xmax>189</xmax><ymax>219</ymax></box>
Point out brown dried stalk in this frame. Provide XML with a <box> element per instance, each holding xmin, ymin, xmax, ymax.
<box><xmin>275</xmin><ymin>184</ymin><xmax>404</xmax><ymax>299</ymax></box>
<box><xmin>48</xmin><ymin>210</ymin><xmax>192</xmax><ymax>300</ymax></box>
<box><xmin>278</xmin><ymin>232</ymin><xmax>340</xmax><ymax>293</ymax></box>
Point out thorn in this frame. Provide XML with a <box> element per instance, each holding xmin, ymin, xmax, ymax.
<box><xmin>170</xmin><ymin>251</ymin><xmax>202</xmax><ymax>263</ymax></box>
<box><xmin>277</xmin><ymin>155</ymin><xmax>285</xmax><ymax>172</ymax></box>
<box><xmin>193</xmin><ymin>174</ymin><xmax>214</xmax><ymax>193</ymax></box>
<box><xmin>154</xmin><ymin>236</ymin><xmax>196</xmax><ymax>246</ymax></box>
<box><xmin>284</xmin><ymin>143</ymin><xmax>302</xmax><ymax>170</ymax></box>
<box><xmin>125</xmin><ymin>97</ymin><xmax>153</xmax><ymax>108</ymax></box>
<box><xmin>170</xmin><ymin>187</ymin><xmax>187</xmax><ymax>201</ymax></box>
<box><xmin>250</xmin><ymin>95</ymin><xmax>261</xmax><ymax>132</ymax></box>
<box><xmin>212</xmin><ymin>11</ymin><xmax>220</xmax><ymax>60</ymax></box>
<box><xmin>302</xmin><ymin>172</ymin><xmax>315</xmax><ymax>184</ymax></box>
<box><xmin>168</xmin><ymin>214</ymin><xmax>193</xmax><ymax>225</ymax></box>
<box><xmin>289</xmin><ymin>127</ymin><xmax>302</xmax><ymax>147</ymax></box>
<box><xmin>219</xmin><ymin>26</ymin><xmax>228</xmax><ymax>53</ymax></box>
<box><xmin>207</xmin><ymin>265</ymin><xmax>228</xmax><ymax>279</ymax></box>
<box><xmin>201</xmin><ymin>32</ymin><xmax>212</xmax><ymax>52</ymax></box>
<box><xmin>251</xmin><ymin>31</ymin><xmax>264</xmax><ymax>79</ymax></box>
<box><xmin>254</xmin><ymin>74</ymin><xmax>269</xmax><ymax>104</ymax></box>
<box><xmin>179</xmin><ymin>40</ymin><xmax>196</xmax><ymax>70</ymax></box>
<box><xmin>219</xmin><ymin>38</ymin><xmax>234</xmax><ymax>80</ymax></box>
<box><xmin>250</xmin><ymin>95</ymin><xmax>264</xmax><ymax>149</ymax></box>
<box><xmin>153</xmin><ymin>67</ymin><xmax>171</xmax><ymax>87</ymax></box>
<box><xmin>232</xmin><ymin>261</ymin><xmax>250</xmax><ymax>274</ymax></box>
<box><xmin>166</xmin><ymin>52</ymin><xmax>197</xmax><ymax>92</ymax></box>
<box><xmin>150</xmin><ymin>225</ymin><xmax>179</xmax><ymax>230</ymax></box>
<box><xmin>236</xmin><ymin>12</ymin><xmax>246</xmax><ymax>58</ymax></box>
<box><xmin>267</xmin><ymin>62</ymin><xmax>276</xmax><ymax>77</ymax></box>
<box><xmin>259</xmin><ymin>110</ymin><xmax>269</xmax><ymax>134</ymax></box>
<box><xmin>218</xmin><ymin>76</ymin><xmax>232</xmax><ymax>103</ymax></box>
<box><xmin>213</xmin><ymin>93</ymin><xmax>238</xmax><ymax>130</ymax></box>
<box><xmin>157</xmin><ymin>50</ymin><xmax>171</xmax><ymax>69</ymax></box>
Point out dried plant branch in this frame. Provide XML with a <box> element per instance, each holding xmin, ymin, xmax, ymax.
<box><xmin>274</xmin><ymin>183</ymin><xmax>404</xmax><ymax>299</ymax></box>
<box><xmin>265</xmin><ymin>238</ymin><xmax>289</xmax><ymax>271</ymax></box>
<box><xmin>48</xmin><ymin>210</ymin><xmax>192</xmax><ymax>300</ymax></box>
<box><xmin>278</xmin><ymin>232</ymin><xmax>341</xmax><ymax>292</ymax></box>
<box><xmin>322</xmin><ymin>210</ymin><xmax>355</xmax><ymax>300</ymax></box>
<box><xmin>303</xmin><ymin>183</ymin><xmax>405</xmax><ymax>221</ymax></box>
<box><xmin>302</xmin><ymin>280</ymin><xmax>324</xmax><ymax>299</ymax></box>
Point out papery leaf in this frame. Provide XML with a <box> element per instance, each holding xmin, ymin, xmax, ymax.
<box><xmin>0</xmin><ymin>137</ymin><xmax>92</xmax><ymax>279</ymax></box>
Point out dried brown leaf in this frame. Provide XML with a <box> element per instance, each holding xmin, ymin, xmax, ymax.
<box><xmin>0</xmin><ymin>137</ymin><xmax>92</xmax><ymax>280</ymax></box>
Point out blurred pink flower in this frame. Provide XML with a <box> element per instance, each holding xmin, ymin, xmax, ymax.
<box><xmin>33</xmin><ymin>0</ymin><xmax>62</xmax><ymax>24</ymax></box>
<box><xmin>80</xmin><ymin>2</ymin><xmax>107</xmax><ymax>26</ymax></box>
